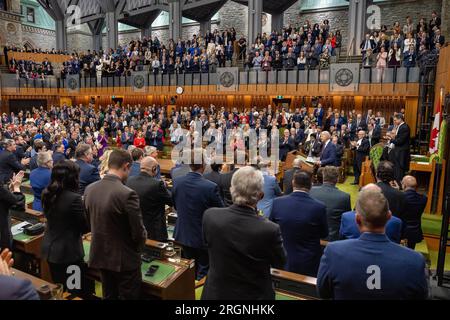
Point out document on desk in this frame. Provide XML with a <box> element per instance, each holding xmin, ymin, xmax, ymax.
<box><xmin>11</xmin><ymin>221</ymin><xmax>30</xmax><ymax>236</ymax></box>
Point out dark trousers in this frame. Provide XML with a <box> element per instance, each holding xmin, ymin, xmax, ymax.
<box><xmin>143</xmin><ymin>215</ymin><xmax>168</xmax><ymax>242</ymax></box>
<box><xmin>48</xmin><ymin>261</ymin><xmax>93</xmax><ymax>297</ymax></box>
<box><xmin>0</xmin><ymin>213</ymin><xmax>12</xmax><ymax>250</ymax></box>
<box><xmin>353</xmin><ymin>158</ymin><xmax>362</xmax><ymax>183</ymax></box>
<box><xmin>182</xmin><ymin>246</ymin><xmax>209</xmax><ymax>281</ymax></box>
<box><xmin>100</xmin><ymin>268</ymin><xmax>141</xmax><ymax>300</ymax></box>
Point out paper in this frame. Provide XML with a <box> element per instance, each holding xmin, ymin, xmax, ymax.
<box><xmin>11</xmin><ymin>222</ymin><xmax>30</xmax><ymax>236</ymax></box>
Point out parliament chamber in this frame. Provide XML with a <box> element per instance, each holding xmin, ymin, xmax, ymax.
<box><xmin>0</xmin><ymin>0</ymin><xmax>449</xmax><ymax>306</ymax></box>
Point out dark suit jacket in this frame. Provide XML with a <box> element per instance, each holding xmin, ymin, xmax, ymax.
<box><xmin>52</xmin><ymin>152</ymin><xmax>66</xmax><ymax>164</ymax></box>
<box><xmin>0</xmin><ymin>187</ymin><xmax>25</xmax><ymax>249</ymax></box>
<box><xmin>42</xmin><ymin>190</ymin><xmax>89</xmax><ymax>264</ymax></box>
<box><xmin>310</xmin><ymin>184</ymin><xmax>351</xmax><ymax>241</ymax></box>
<box><xmin>0</xmin><ymin>150</ymin><xmax>25</xmax><ymax>184</ymax></box>
<box><xmin>170</xmin><ymin>164</ymin><xmax>191</xmax><ymax>180</ymax></box>
<box><xmin>204</xmin><ymin>170</ymin><xmax>221</xmax><ymax>187</ymax></box>
<box><xmin>202</xmin><ymin>205</ymin><xmax>286</xmax><ymax>300</ymax></box>
<box><xmin>172</xmin><ymin>172</ymin><xmax>224</xmax><ymax>249</ymax></box>
<box><xmin>377</xmin><ymin>182</ymin><xmax>407</xmax><ymax>220</ymax></box>
<box><xmin>75</xmin><ymin>159</ymin><xmax>100</xmax><ymax>195</ymax></box>
<box><xmin>279</xmin><ymin>137</ymin><xmax>295</xmax><ymax>161</ymax></box>
<box><xmin>126</xmin><ymin>172</ymin><xmax>173</xmax><ymax>242</ymax></box>
<box><xmin>0</xmin><ymin>276</ymin><xmax>39</xmax><ymax>300</ymax></box>
<box><xmin>270</xmin><ymin>192</ymin><xmax>328</xmax><ymax>277</ymax></box>
<box><xmin>317</xmin><ymin>233</ymin><xmax>428</xmax><ymax>300</ymax></box>
<box><xmin>354</xmin><ymin>138</ymin><xmax>371</xmax><ymax>165</ymax></box>
<box><xmin>403</xmin><ymin>189</ymin><xmax>427</xmax><ymax>243</ymax></box>
<box><xmin>390</xmin><ymin>123</ymin><xmax>411</xmax><ymax>172</ymax></box>
<box><xmin>282</xmin><ymin>167</ymin><xmax>301</xmax><ymax>195</ymax></box>
<box><xmin>320</xmin><ymin>142</ymin><xmax>337</xmax><ymax>167</ymax></box>
<box><xmin>84</xmin><ymin>175</ymin><xmax>147</xmax><ymax>272</ymax></box>
<box><xmin>218</xmin><ymin>168</ymin><xmax>238</xmax><ymax>206</ymax></box>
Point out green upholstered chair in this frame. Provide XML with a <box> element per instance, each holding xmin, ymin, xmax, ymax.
<box><xmin>369</xmin><ymin>143</ymin><xmax>384</xmax><ymax>174</ymax></box>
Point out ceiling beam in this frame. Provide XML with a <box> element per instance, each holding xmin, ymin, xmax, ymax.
<box><xmin>80</xmin><ymin>13</ymin><xmax>106</xmax><ymax>25</ymax></box>
<box><xmin>182</xmin><ymin>0</ymin><xmax>224</xmax><ymax>10</ymax></box>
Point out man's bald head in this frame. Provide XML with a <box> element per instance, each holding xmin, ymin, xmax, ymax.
<box><xmin>402</xmin><ymin>175</ymin><xmax>417</xmax><ymax>190</ymax></box>
<box><xmin>140</xmin><ymin>157</ymin><xmax>158</xmax><ymax>176</ymax></box>
<box><xmin>292</xmin><ymin>158</ymin><xmax>302</xmax><ymax>168</ymax></box>
<box><xmin>361</xmin><ymin>183</ymin><xmax>381</xmax><ymax>192</ymax></box>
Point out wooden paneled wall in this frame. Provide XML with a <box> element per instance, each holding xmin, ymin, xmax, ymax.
<box><xmin>435</xmin><ymin>46</ymin><xmax>450</xmax><ymax>109</ymax></box>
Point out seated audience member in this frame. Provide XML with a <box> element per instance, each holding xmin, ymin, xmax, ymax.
<box><xmin>127</xmin><ymin>157</ymin><xmax>173</xmax><ymax>242</ymax></box>
<box><xmin>257</xmin><ymin>160</ymin><xmax>282</xmax><ymax>218</ymax></box>
<box><xmin>0</xmin><ymin>249</ymin><xmax>39</xmax><ymax>300</ymax></box>
<box><xmin>30</xmin><ymin>151</ymin><xmax>53</xmax><ymax>211</ymax></box>
<box><xmin>75</xmin><ymin>143</ymin><xmax>100</xmax><ymax>195</ymax></box>
<box><xmin>402</xmin><ymin>175</ymin><xmax>427</xmax><ymax>249</ymax></box>
<box><xmin>172</xmin><ymin>150</ymin><xmax>224</xmax><ymax>280</ymax></box>
<box><xmin>0</xmin><ymin>139</ymin><xmax>28</xmax><ymax>185</ymax></box>
<box><xmin>310</xmin><ymin>166</ymin><xmax>351</xmax><ymax>241</ymax></box>
<box><xmin>84</xmin><ymin>149</ymin><xmax>147</xmax><ymax>300</ymax></box>
<box><xmin>317</xmin><ymin>188</ymin><xmax>428</xmax><ymax>300</ymax></box>
<box><xmin>202</xmin><ymin>166</ymin><xmax>286</xmax><ymax>300</ymax></box>
<box><xmin>270</xmin><ymin>171</ymin><xmax>328</xmax><ymax>277</ymax></box>
<box><xmin>376</xmin><ymin>161</ymin><xmax>406</xmax><ymax>220</ymax></box>
<box><xmin>129</xmin><ymin>147</ymin><xmax>144</xmax><ymax>178</ymax></box>
<box><xmin>282</xmin><ymin>158</ymin><xmax>302</xmax><ymax>195</ymax></box>
<box><xmin>41</xmin><ymin>160</ymin><xmax>89</xmax><ymax>294</ymax></box>
<box><xmin>340</xmin><ymin>184</ymin><xmax>402</xmax><ymax>243</ymax></box>
<box><xmin>0</xmin><ymin>171</ymin><xmax>25</xmax><ymax>250</ymax></box>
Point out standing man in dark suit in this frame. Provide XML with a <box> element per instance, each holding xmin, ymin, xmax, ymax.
<box><xmin>279</xmin><ymin>129</ymin><xmax>295</xmax><ymax>161</ymax></box>
<box><xmin>310</xmin><ymin>166</ymin><xmax>351</xmax><ymax>241</ymax></box>
<box><xmin>368</xmin><ymin>122</ymin><xmax>381</xmax><ymax>147</ymax></box>
<box><xmin>376</xmin><ymin>161</ymin><xmax>407</xmax><ymax>221</ymax></box>
<box><xmin>127</xmin><ymin>157</ymin><xmax>173</xmax><ymax>242</ymax></box>
<box><xmin>75</xmin><ymin>144</ymin><xmax>100</xmax><ymax>195</ymax></box>
<box><xmin>314</xmin><ymin>103</ymin><xmax>324</xmax><ymax>127</ymax></box>
<box><xmin>351</xmin><ymin>130</ymin><xmax>371</xmax><ymax>185</ymax></box>
<box><xmin>271</xmin><ymin>171</ymin><xmax>327</xmax><ymax>277</ymax></box>
<box><xmin>172</xmin><ymin>150</ymin><xmax>224</xmax><ymax>280</ymax></box>
<box><xmin>282</xmin><ymin>158</ymin><xmax>302</xmax><ymax>195</ymax></box>
<box><xmin>317</xmin><ymin>131</ymin><xmax>337</xmax><ymax>167</ymax></box>
<box><xmin>317</xmin><ymin>188</ymin><xmax>428</xmax><ymax>300</ymax></box>
<box><xmin>0</xmin><ymin>249</ymin><xmax>39</xmax><ymax>300</ymax></box>
<box><xmin>402</xmin><ymin>176</ymin><xmax>427</xmax><ymax>249</ymax></box>
<box><xmin>387</xmin><ymin>114</ymin><xmax>411</xmax><ymax>184</ymax></box>
<box><xmin>204</xmin><ymin>163</ymin><xmax>222</xmax><ymax>187</ymax></box>
<box><xmin>218</xmin><ymin>164</ymin><xmax>240</xmax><ymax>207</ymax></box>
<box><xmin>0</xmin><ymin>139</ymin><xmax>29</xmax><ymax>185</ymax></box>
<box><xmin>84</xmin><ymin>149</ymin><xmax>147</xmax><ymax>300</ymax></box>
<box><xmin>202</xmin><ymin>167</ymin><xmax>286</xmax><ymax>300</ymax></box>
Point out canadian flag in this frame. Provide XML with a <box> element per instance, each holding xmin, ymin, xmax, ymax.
<box><xmin>429</xmin><ymin>103</ymin><xmax>442</xmax><ymax>154</ymax></box>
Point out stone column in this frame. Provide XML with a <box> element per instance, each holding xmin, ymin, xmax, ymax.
<box><xmin>56</xmin><ymin>19</ymin><xmax>68</xmax><ymax>51</ymax></box>
<box><xmin>93</xmin><ymin>32</ymin><xmax>102</xmax><ymax>51</ymax></box>
<box><xmin>141</xmin><ymin>25</ymin><xmax>152</xmax><ymax>39</ymax></box>
<box><xmin>272</xmin><ymin>12</ymin><xmax>284</xmax><ymax>32</ymax></box>
<box><xmin>348</xmin><ymin>0</ymin><xmax>367</xmax><ymax>56</ymax></box>
<box><xmin>200</xmin><ymin>20</ymin><xmax>211</xmax><ymax>36</ymax></box>
<box><xmin>169</xmin><ymin>0</ymin><xmax>182</xmax><ymax>41</ymax></box>
<box><xmin>105</xmin><ymin>11</ymin><xmax>118</xmax><ymax>49</ymax></box>
<box><xmin>442</xmin><ymin>0</ymin><xmax>450</xmax><ymax>42</ymax></box>
<box><xmin>248</xmin><ymin>0</ymin><xmax>262</xmax><ymax>44</ymax></box>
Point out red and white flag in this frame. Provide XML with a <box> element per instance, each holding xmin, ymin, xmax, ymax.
<box><xmin>429</xmin><ymin>103</ymin><xmax>442</xmax><ymax>154</ymax></box>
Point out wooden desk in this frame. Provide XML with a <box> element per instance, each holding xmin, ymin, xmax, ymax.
<box><xmin>271</xmin><ymin>268</ymin><xmax>319</xmax><ymax>300</ymax></box>
<box><xmin>159</xmin><ymin>158</ymin><xmax>175</xmax><ymax>175</ymax></box>
<box><xmin>13</xmin><ymin>268</ymin><xmax>81</xmax><ymax>300</ymax></box>
<box><xmin>83</xmin><ymin>235</ymin><xmax>195</xmax><ymax>300</ymax></box>
<box><xmin>410</xmin><ymin>160</ymin><xmax>435</xmax><ymax>214</ymax></box>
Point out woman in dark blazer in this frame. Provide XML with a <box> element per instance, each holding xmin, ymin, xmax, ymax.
<box><xmin>0</xmin><ymin>171</ymin><xmax>25</xmax><ymax>250</ymax></box>
<box><xmin>41</xmin><ymin>160</ymin><xmax>89</xmax><ymax>293</ymax></box>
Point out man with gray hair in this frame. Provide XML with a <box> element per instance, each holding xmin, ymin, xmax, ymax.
<box><xmin>317</xmin><ymin>187</ymin><xmax>428</xmax><ymax>300</ymax></box>
<box><xmin>202</xmin><ymin>166</ymin><xmax>286</xmax><ymax>300</ymax></box>
<box><xmin>317</xmin><ymin>131</ymin><xmax>337</xmax><ymax>167</ymax></box>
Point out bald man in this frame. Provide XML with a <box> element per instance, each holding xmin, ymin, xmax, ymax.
<box><xmin>126</xmin><ymin>157</ymin><xmax>173</xmax><ymax>241</ymax></box>
<box><xmin>318</xmin><ymin>186</ymin><xmax>428</xmax><ymax>300</ymax></box>
<box><xmin>402</xmin><ymin>175</ymin><xmax>427</xmax><ymax>249</ymax></box>
<box><xmin>339</xmin><ymin>184</ymin><xmax>402</xmax><ymax>243</ymax></box>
